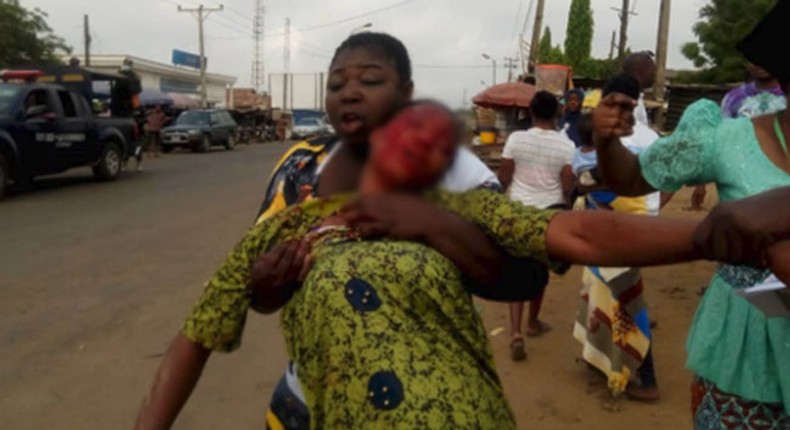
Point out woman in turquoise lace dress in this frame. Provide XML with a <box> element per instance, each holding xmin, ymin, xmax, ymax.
<box><xmin>593</xmin><ymin>3</ymin><xmax>790</xmax><ymax>427</ymax></box>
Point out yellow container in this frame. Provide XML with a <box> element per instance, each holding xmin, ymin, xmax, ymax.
<box><xmin>480</xmin><ymin>130</ymin><xmax>497</xmax><ymax>145</ymax></box>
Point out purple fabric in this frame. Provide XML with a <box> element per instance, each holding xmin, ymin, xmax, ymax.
<box><xmin>720</xmin><ymin>82</ymin><xmax>785</xmax><ymax>119</ymax></box>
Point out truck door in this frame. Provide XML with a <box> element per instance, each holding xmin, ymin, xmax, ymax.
<box><xmin>18</xmin><ymin>89</ymin><xmax>59</xmax><ymax>175</ymax></box>
<box><xmin>54</xmin><ymin>90</ymin><xmax>93</xmax><ymax>167</ymax></box>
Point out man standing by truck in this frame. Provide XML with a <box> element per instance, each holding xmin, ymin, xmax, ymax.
<box><xmin>139</xmin><ymin>105</ymin><xmax>167</xmax><ymax>170</ymax></box>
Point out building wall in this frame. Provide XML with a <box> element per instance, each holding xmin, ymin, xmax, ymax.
<box><xmin>66</xmin><ymin>55</ymin><xmax>236</xmax><ymax>107</ymax></box>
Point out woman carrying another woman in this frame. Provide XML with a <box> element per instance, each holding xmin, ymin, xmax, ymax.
<box><xmin>593</xmin><ymin>2</ymin><xmax>790</xmax><ymax>427</ymax></box>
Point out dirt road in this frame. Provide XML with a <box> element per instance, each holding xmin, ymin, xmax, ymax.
<box><xmin>0</xmin><ymin>144</ymin><xmax>713</xmax><ymax>429</ymax></box>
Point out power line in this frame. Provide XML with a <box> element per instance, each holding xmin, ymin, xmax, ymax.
<box><xmin>299</xmin><ymin>0</ymin><xmax>421</xmax><ymax>32</ymax></box>
<box><xmin>414</xmin><ymin>64</ymin><xmax>491</xmax><ymax>69</ymax></box>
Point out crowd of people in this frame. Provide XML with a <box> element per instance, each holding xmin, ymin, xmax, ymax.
<box><xmin>132</xmin><ymin>2</ymin><xmax>790</xmax><ymax>429</ymax></box>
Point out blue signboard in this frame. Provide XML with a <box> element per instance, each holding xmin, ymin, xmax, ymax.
<box><xmin>172</xmin><ymin>49</ymin><xmax>205</xmax><ymax>69</ymax></box>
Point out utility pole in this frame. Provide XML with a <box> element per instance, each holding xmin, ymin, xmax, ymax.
<box><xmin>83</xmin><ymin>15</ymin><xmax>92</xmax><ymax>66</ymax></box>
<box><xmin>251</xmin><ymin>0</ymin><xmax>265</xmax><ymax>93</ymax></box>
<box><xmin>654</xmin><ymin>0</ymin><xmax>671</xmax><ymax>130</ymax></box>
<box><xmin>608</xmin><ymin>30</ymin><xmax>617</xmax><ymax>60</ymax></box>
<box><xmin>528</xmin><ymin>0</ymin><xmax>546</xmax><ymax>72</ymax></box>
<box><xmin>283</xmin><ymin>17</ymin><xmax>290</xmax><ymax>112</ymax></box>
<box><xmin>504</xmin><ymin>57</ymin><xmax>518</xmax><ymax>82</ymax></box>
<box><xmin>178</xmin><ymin>4</ymin><xmax>224</xmax><ymax>108</ymax></box>
<box><xmin>612</xmin><ymin>0</ymin><xmax>637</xmax><ymax>58</ymax></box>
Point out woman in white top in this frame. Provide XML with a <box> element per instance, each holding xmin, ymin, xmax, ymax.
<box><xmin>498</xmin><ymin>91</ymin><xmax>575</xmax><ymax>360</ymax></box>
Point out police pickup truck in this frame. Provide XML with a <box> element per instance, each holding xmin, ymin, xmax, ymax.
<box><xmin>0</xmin><ymin>78</ymin><xmax>139</xmax><ymax>199</ymax></box>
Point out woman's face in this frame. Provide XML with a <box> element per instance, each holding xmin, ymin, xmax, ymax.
<box><xmin>370</xmin><ymin>103</ymin><xmax>457</xmax><ymax>191</ymax></box>
<box><xmin>325</xmin><ymin>48</ymin><xmax>413</xmax><ymax>149</ymax></box>
<box><xmin>566</xmin><ymin>93</ymin><xmax>581</xmax><ymax>112</ymax></box>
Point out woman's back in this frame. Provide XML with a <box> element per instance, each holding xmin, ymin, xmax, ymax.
<box><xmin>503</xmin><ymin>128</ymin><xmax>575</xmax><ymax>209</ymax></box>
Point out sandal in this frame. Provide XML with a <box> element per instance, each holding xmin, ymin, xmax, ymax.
<box><xmin>526</xmin><ymin>321</ymin><xmax>552</xmax><ymax>338</ymax></box>
<box><xmin>510</xmin><ymin>337</ymin><xmax>527</xmax><ymax>362</ymax></box>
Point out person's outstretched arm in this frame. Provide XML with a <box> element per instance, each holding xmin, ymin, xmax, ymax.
<box><xmin>593</xmin><ymin>93</ymin><xmax>657</xmax><ymax>196</ymax></box>
<box><xmin>134</xmin><ymin>334</ymin><xmax>211</xmax><ymax>430</ymax></box>
<box><xmin>693</xmin><ymin>186</ymin><xmax>790</xmax><ymax>267</ymax></box>
<box><xmin>546</xmin><ymin>210</ymin><xmax>699</xmax><ymax>267</ymax></box>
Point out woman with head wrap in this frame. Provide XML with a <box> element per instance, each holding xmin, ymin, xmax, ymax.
<box><xmin>559</xmin><ymin>88</ymin><xmax>586</xmax><ymax>147</ymax></box>
<box><xmin>592</xmin><ymin>2</ymin><xmax>790</xmax><ymax>428</ymax></box>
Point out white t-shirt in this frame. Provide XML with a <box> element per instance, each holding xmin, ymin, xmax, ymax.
<box><xmin>621</xmin><ymin>122</ymin><xmax>661</xmax><ymax>215</ymax></box>
<box><xmin>502</xmin><ymin>128</ymin><xmax>575</xmax><ymax>209</ymax></box>
<box><xmin>635</xmin><ymin>94</ymin><xmax>650</xmax><ymax>126</ymax></box>
<box><xmin>440</xmin><ymin>146</ymin><xmax>502</xmax><ymax>192</ymax></box>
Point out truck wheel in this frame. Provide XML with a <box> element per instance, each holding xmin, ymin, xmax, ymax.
<box><xmin>0</xmin><ymin>154</ymin><xmax>8</xmax><ymax>200</ymax></box>
<box><xmin>93</xmin><ymin>141</ymin><xmax>122</xmax><ymax>181</ymax></box>
<box><xmin>225</xmin><ymin>135</ymin><xmax>236</xmax><ymax>150</ymax></box>
<box><xmin>199</xmin><ymin>135</ymin><xmax>211</xmax><ymax>153</ymax></box>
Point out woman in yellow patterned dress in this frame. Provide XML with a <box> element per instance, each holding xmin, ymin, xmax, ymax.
<box><xmin>172</xmin><ymin>100</ymin><xmax>782</xmax><ymax>429</ymax></box>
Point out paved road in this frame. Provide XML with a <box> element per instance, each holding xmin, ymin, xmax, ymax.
<box><xmin>0</xmin><ymin>143</ymin><xmax>292</xmax><ymax>429</ymax></box>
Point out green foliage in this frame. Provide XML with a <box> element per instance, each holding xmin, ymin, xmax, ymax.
<box><xmin>564</xmin><ymin>0</ymin><xmax>594</xmax><ymax>71</ymax></box>
<box><xmin>682</xmin><ymin>0</ymin><xmax>776</xmax><ymax>83</ymax></box>
<box><xmin>538</xmin><ymin>27</ymin><xmax>566</xmax><ymax>64</ymax></box>
<box><xmin>0</xmin><ymin>0</ymin><xmax>71</xmax><ymax>68</ymax></box>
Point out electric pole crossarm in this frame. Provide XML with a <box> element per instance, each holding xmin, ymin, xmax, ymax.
<box><xmin>178</xmin><ymin>4</ymin><xmax>224</xmax><ymax>108</ymax></box>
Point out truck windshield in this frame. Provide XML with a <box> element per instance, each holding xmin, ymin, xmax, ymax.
<box><xmin>0</xmin><ymin>86</ymin><xmax>21</xmax><ymax>116</ymax></box>
<box><xmin>176</xmin><ymin>111</ymin><xmax>210</xmax><ymax>126</ymax></box>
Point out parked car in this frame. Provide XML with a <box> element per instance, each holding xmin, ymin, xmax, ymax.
<box><xmin>0</xmin><ymin>82</ymin><xmax>140</xmax><ymax>199</ymax></box>
<box><xmin>291</xmin><ymin>117</ymin><xmax>330</xmax><ymax>140</ymax></box>
<box><xmin>160</xmin><ymin>109</ymin><xmax>238</xmax><ymax>153</ymax></box>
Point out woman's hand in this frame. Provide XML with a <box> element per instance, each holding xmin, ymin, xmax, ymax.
<box><xmin>693</xmin><ymin>187</ymin><xmax>790</xmax><ymax>267</ymax></box>
<box><xmin>767</xmin><ymin>241</ymin><xmax>790</xmax><ymax>286</ymax></box>
<box><xmin>248</xmin><ymin>240</ymin><xmax>312</xmax><ymax>314</ymax></box>
<box><xmin>341</xmin><ymin>194</ymin><xmax>506</xmax><ymax>287</ymax></box>
<box><xmin>340</xmin><ymin>194</ymin><xmax>441</xmax><ymax>240</ymax></box>
<box><xmin>592</xmin><ymin>93</ymin><xmax>637</xmax><ymax>147</ymax></box>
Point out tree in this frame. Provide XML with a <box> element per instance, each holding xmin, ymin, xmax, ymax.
<box><xmin>0</xmin><ymin>0</ymin><xmax>71</xmax><ymax>68</ymax></box>
<box><xmin>564</xmin><ymin>0</ymin><xmax>594</xmax><ymax>72</ymax></box>
<box><xmin>681</xmin><ymin>0</ymin><xmax>776</xmax><ymax>83</ymax></box>
<box><xmin>537</xmin><ymin>27</ymin><xmax>566</xmax><ymax>65</ymax></box>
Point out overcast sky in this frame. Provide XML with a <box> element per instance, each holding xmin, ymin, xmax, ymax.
<box><xmin>23</xmin><ymin>0</ymin><xmax>709</xmax><ymax>108</ymax></box>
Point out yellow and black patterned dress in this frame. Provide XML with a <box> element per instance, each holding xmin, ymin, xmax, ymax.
<box><xmin>183</xmin><ymin>190</ymin><xmax>561</xmax><ymax>429</ymax></box>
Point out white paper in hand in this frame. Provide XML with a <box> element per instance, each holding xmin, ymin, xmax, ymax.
<box><xmin>737</xmin><ymin>274</ymin><xmax>790</xmax><ymax>318</ymax></box>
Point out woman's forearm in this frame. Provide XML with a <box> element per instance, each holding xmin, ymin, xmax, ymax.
<box><xmin>547</xmin><ymin>211</ymin><xmax>701</xmax><ymax>267</ymax></box>
<box><xmin>424</xmin><ymin>212</ymin><xmax>505</xmax><ymax>287</ymax></box>
<box><xmin>134</xmin><ymin>333</ymin><xmax>211</xmax><ymax>430</ymax></box>
<box><xmin>595</xmin><ymin>137</ymin><xmax>656</xmax><ymax>196</ymax></box>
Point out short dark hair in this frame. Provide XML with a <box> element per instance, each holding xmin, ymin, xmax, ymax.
<box><xmin>530</xmin><ymin>91</ymin><xmax>560</xmax><ymax>121</ymax></box>
<box><xmin>331</xmin><ymin>32</ymin><xmax>412</xmax><ymax>84</ymax></box>
<box><xmin>621</xmin><ymin>51</ymin><xmax>655</xmax><ymax>75</ymax></box>
<box><xmin>602</xmin><ymin>74</ymin><xmax>641</xmax><ymax>100</ymax></box>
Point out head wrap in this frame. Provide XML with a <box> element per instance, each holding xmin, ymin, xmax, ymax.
<box><xmin>737</xmin><ymin>1</ymin><xmax>790</xmax><ymax>84</ymax></box>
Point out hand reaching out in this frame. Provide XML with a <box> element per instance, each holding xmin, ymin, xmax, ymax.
<box><xmin>693</xmin><ymin>187</ymin><xmax>790</xmax><ymax>267</ymax></box>
<box><xmin>248</xmin><ymin>240</ymin><xmax>312</xmax><ymax>314</ymax></box>
<box><xmin>593</xmin><ymin>93</ymin><xmax>637</xmax><ymax>147</ymax></box>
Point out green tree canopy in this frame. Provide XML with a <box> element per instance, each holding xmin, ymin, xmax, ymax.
<box><xmin>681</xmin><ymin>0</ymin><xmax>777</xmax><ymax>83</ymax></box>
<box><xmin>0</xmin><ymin>0</ymin><xmax>71</xmax><ymax>68</ymax></box>
<box><xmin>564</xmin><ymin>0</ymin><xmax>594</xmax><ymax>71</ymax></box>
<box><xmin>538</xmin><ymin>27</ymin><xmax>566</xmax><ymax>64</ymax></box>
